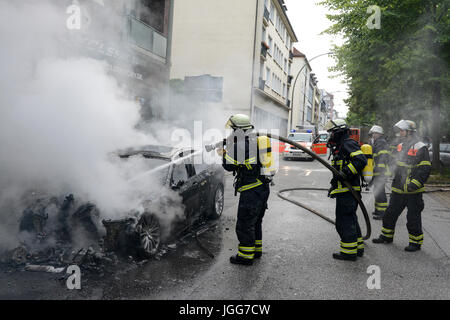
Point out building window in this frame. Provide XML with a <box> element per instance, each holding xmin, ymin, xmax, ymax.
<box><xmin>262</xmin><ymin>27</ymin><xmax>266</xmax><ymax>43</ymax></box>
<box><xmin>268</xmin><ymin>36</ymin><xmax>273</xmax><ymax>55</ymax></box>
<box><xmin>284</xmin><ymin>58</ymin><xmax>287</xmax><ymax>72</ymax></box>
<box><xmin>269</xmin><ymin>1</ymin><xmax>275</xmax><ymax>22</ymax></box>
<box><xmin>266</xmin><ymin>67</ymin><xmax>271</xmax><ymax>87</ymax></box>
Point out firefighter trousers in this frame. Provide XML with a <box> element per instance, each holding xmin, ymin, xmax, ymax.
<box><xmin>373</xmin><ymin>176</ymin><xmax>388</xmax><ymax>214</ymax></box>
<box><xmin>335</xmin><ymin>192</ymin><xmax>363</xmax><ymax>256</ymax></box>
<box><xmin>236</xmin><ymin>183</ymin><xmax>270</xmax><ymax>259</ymax></box>
<box><xmin>381</xmin><ymin>192</ymin><xmax>424</xmax><ymax>243</ymax></box>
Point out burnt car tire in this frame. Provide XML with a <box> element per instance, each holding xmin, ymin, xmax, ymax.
<box><xmin>136</xmin><ymin>213</ymin><xmax>161</xmax><ymax>258</ymax></box>
<box><xmin>209</xmin><ymin>184</ymin><xmax>224</xmax><ymax>220</ymax></box>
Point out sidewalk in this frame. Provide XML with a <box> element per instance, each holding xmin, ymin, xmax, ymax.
<box><xmin>423</xmin><ymin>191</ymin><xmax>450</xmax><ymax>258</ymax></box>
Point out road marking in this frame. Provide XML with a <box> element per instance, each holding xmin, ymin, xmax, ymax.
<box><xmin>305</xmin><ymin>170</ymin><xmax>312</xmax><ymax>176</ymax></box>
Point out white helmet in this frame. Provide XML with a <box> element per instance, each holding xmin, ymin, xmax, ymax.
<box><xmin>369</xmin><ymin>125</ymin><xmax>384</xmax><ymax>135</ymax></box>
<box><xmin>394</xmin><ymin>120</ymin><xmax>416</xmax><ymax>132</ymax></box>
<box><xmin>324</xmin><ymin>119</ymin><xmax>348</xmax><ymax>132</ymax></box>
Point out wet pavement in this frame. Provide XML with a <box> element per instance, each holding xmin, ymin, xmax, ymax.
<box><xmin>1</xmin><ymin>157</ymin><xmax>449</xmax><ymax>299</ymax></box>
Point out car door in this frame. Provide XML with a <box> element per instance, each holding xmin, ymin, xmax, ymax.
<box><xmin>192</xmin><ymin>162</ymin><xmax>212</xmax><ymax>215</ymax></box>
<box><xmin>170</xmin><ymin>159</ymin><xmax>200</xmax><ymax>231</ymax></box>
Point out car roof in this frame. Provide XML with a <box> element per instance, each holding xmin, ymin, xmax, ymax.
<box><xmin>118</xmin><ymin>145</ymin><xmax>197</xmax><ymax>160</ymax></box>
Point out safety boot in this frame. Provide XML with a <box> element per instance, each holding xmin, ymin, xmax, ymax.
<box><xmin>254</xmin><ymin>252</ymin><xmax>262</xmax><ymax>259</ymax></box>
<box><xmin>404</xmin><ymin>244</ymin><xmax>421</xmax><ymax>252</ymax></box>
<box><xmin>332</xmin><ymin>253</ymin><xmax>357</xmax><ymax>261</ymax></box>
<box><xmin>230</xmin><ymin>255</ymin><xmax>253</xmax><ymax>266</ymax></box>
<box><xmin>357</xmin><ymin>248</ymin><xmax>364</xmax><ymax>257</ymax></box>
<box><xmin>372</xmin><ymin>235</ymin><xmax>393</xmax><ymax>244</ymax></box>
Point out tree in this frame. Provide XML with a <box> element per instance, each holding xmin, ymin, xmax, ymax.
<box><xmin>321</xmin><ymin>0</ymin><xmax>449</xmax><ymax>171</ymax></box>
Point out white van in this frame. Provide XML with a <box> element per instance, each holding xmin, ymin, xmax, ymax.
<box><xmin>283</xmin><ymin>132</ymin><xmax>314</xmax><ymax>161</ymax></box>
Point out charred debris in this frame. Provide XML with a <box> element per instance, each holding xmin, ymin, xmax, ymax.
<box><xmin>1</xmin><ymin>193</ymin><xmax>217</xmax><ymax>275</ymax></box>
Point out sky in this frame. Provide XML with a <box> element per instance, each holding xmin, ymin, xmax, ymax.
<box><xmin>284</xmin><ymin>0</ymin><xmax>348</xmax><ymax>118</ymax></box>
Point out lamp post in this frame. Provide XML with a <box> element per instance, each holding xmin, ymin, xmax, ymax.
<box><xmin>288</xmin><ymin>52</ymin><xmax>333</xmax><ymax>133</ymax></box>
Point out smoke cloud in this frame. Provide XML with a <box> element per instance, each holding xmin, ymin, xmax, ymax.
<box><xmin>0</xmin><ymin>0</ymin><xmax>186</xmax><ymax>251</ymax></box>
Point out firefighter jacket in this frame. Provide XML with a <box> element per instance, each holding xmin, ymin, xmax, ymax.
<box><xmin>330</xmin><ymin>138</ymin><xmax>367</xmax><ymax>196</ymax></box>
<box><xmin>373</xmin><ymin>137</ymin><xmax>391</xmax><ymax>177</ymax></box>
<box><xmin>222</xmin><ymin>132</ymin><xmax>275</xmax><ymax>193</ymax></box>
<box><xmin>391</xmin><ymin>137</ymin><xmax>431</xmax><ymax>194</ymax></box>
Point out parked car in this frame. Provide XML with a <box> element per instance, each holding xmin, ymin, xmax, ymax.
<box><xmin>283</xmin><ymin>132</ymin><xmax>315</xmax><ymax>161</ymax></box>
<box><xmin>429</xmin><ymin>143</ymin><xmax>450</xmax><ymax>167</ymax></box>
<box><xmin>19</xmin><ymin>145</ymin><xmax>225</xmax><ymax>259</ymax></box>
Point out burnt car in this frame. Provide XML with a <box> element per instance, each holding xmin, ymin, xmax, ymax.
<box><xmin>18</xmin><ymin>145</ymin><xmax>225</xmax><ymax>260</ymax></box>
<box><xmin>103</xmin><ymin>145</ymin><xmax>225</xmax><ymax>258</ymax></box>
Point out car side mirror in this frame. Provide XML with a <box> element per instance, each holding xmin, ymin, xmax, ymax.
<box><xmin>171</xmin><ymin>180</ymin><xmax>185</xmax><ymax>189</ymax></box>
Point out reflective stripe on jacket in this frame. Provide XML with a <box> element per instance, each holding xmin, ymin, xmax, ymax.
<box><xmin>330</xmin><ymin>138</ymin><xmax>367</xmax><ymax>195</ymax></box>
<box><xmin>222</xmin><ymin>133</ymin><xmax>273</xmax><ymax>193</ymax></box>
<box><xmin>391</xmin><ymin>139</ymin><xmax>431</xmax><ymax>194</ymax></box>
<box><xmin>372</xmin><ymin>137</ymin><xmax>391</xmax><ymax>177</ymax></box>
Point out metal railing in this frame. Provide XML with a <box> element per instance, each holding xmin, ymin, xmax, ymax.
<box><xmin>129</xmin><ymin>16</ymin><xmax>167</xmax><ymax>59</ymax></box>
<box><xmin>259</xmin><ymin>78</ymin><xmax>266</xmax><ymax>90</ymax></box>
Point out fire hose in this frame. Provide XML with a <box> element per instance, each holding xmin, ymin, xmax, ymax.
<box><xmin>205</xmin><ymin>132</ymin><xmax>373</xmax><ymax>240</ymax></box>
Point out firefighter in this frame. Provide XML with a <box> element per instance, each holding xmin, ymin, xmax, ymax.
<box><xmin>217</xmin><ymin>114</ymin><xmax>275</xmax><ymax>265</ymax></box>
<box><xmin>372</xmin><ymin>120</ymin><xmax>432</xmax><ymax>252</ymax></box>
<box><xmin>325</xmin><ymin>119</ymin><xmax>367</xmax><ymax>261</ymax></box>
<box><xmin>368</xmin><ymin>125</ymin><xmax>391</xmax><ymax>220</ymax></box>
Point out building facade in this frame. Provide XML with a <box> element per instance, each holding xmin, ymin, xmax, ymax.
<box><xmin>61</xmin><ymin>0</ymin><xmax>173</xmax><ymax>121</ymax></box>
<box><xmin>170</xmin><ymin>0</ymin><xmax>298</xmax><ymax>134</ymax></box>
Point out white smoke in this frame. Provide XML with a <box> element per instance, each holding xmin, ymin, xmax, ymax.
<box><xmin>0</xmin><ymin>0</ymin><xmax>185</xmax><ymax>251</ymax></box>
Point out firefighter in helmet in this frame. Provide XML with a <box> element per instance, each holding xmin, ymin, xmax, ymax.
<box><xmin>325</xmin><ymin>119</ymin><xmax>367</xmax><ymax>261</ymax></box>
<box><xmin>368</xmin><ymin>125</ymin><xmax>391</xmax><ymax>220</ymax></box>
<box><xmin>218</xmin><ymin>114</ymin><xmax>275</xmax><ymax>265</ymax></box>
<box><xmin>373</xmin><ymin>120</ymin><xmax>431</xmax><ymax>252</ymax></box>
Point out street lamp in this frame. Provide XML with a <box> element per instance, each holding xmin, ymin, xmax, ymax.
<box><xmin>288</xmin><ymin>52</ymin><xmax>333</xmax><ymax>132</ymax></box>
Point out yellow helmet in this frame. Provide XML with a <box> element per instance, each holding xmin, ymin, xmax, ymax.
<box><xmin>225</xmin><ymin>114</ymin><xmax>254</xmax><ymax>130</ymax></box>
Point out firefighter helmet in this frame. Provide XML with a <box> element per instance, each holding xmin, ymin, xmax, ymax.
<box><xmin>369</xmin><ymin>125</ymin><xmax>384</xmax><ymax>135</ymax></box>
<box><xmin>225</xmin><ymin>114</ymin><xmax>254</xmax><ymax>130</ymax></box>
<box><xmin>394</xmin><ymin>120</ymin><xmax>416</xmax><ymax>132</ymax></box>
<box><xmin>324</xmin><ymin>119</ymin><xmax>349</xmax><ymax>132</ymax></box>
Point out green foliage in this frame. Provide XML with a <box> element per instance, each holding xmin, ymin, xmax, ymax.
<box><xmin>321</xmin><ymin>0</ymin><xmax>449</xmax><ymax>140</ymax></box>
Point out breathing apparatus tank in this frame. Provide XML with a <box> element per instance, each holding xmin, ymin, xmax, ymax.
<box><xmin>361</xmin><ymin>144</ymin><xmax>374</xmax><ymax>183</ymax></box>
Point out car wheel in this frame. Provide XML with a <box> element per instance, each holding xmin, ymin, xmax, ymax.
<box><xmin>209</xmin><ymin>184</ymin><xmax>224</xmax><ymax>220</ymax></box>
<box><xmin>137</xmin><ymin>213</ymin><xmax>161</xmax><ymax>258</ymax></box>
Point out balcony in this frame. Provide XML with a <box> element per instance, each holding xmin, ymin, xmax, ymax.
<box><xmin>261</xmin><ymin>44</ymin><xmax>268</xmax><ymax>61</ymax></box>
<box><xmin>263</xmin><ymin>7</ymin><xmax>270</xmax><ymax>26</ymax></box>
<box><xmin>129</xmin><ymin>16</ymin><xmax>167</xmax><ymax>59</ymax></box>
<box><xmin>259</xmin><ymin>78</ymin><xmax>266</xmax><ymax>90</ymax></box>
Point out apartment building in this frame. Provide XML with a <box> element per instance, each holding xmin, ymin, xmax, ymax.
<box><xmin>289</xmin><ymin>48</ymin><xmax>312</xmax><ymax>131</ymax></box>
<box><xmin>61</xmin><ymin>0</ymin><xmax>174</xmax><ymax>121</ymax></box>
<box><xmin>170</xmin><ymin>0</ymin><xmax>297</xmax><ymax>134</ymax></box>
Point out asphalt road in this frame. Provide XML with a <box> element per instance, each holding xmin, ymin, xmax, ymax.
<box><xmin>1</xmin><ymin>156</ymin><xmax>449</xmax><ymax>300</ymax></box>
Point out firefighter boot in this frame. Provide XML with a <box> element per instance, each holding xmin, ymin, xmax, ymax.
<box><xmin>372</xmin><ymin>235</ymin><xmax>393</xmax><ymax>244</ymax></box>
<box><xmin>332</xmin><ymin>253</ymin><xmax>357</xmax><ymax>261</ymax></box>
<box><xmin>230</xmin><ymin>255</ymin><xmax>253</xmax><ymax>266</ymax></box>
<box><xmin>254</xmin><ymin>240</ymin><xmax>262</xmax><ymax>259</ymax></box>
<box><xmin>357</xmin><ymin>238</ymin><xmax>364</xmax><ymax>257</ymax></box>
<box><xmin>404</xmin><ymin>243</ymin><xmax>421</xmax><ymax>252</ymax></box>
